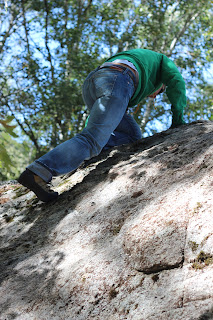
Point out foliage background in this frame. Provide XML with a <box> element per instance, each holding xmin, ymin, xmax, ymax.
<box><xmin>0</xmin><ymin>0</ymin><xmax>212</xmax><ymax>180</ymax></box>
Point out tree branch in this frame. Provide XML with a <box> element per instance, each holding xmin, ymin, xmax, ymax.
<box><xmin>5</xmin><ymin>101</ymin><xmax>41</xmax><ymax>154</ymax></box>
<box><xmin>167</xmin><ymin>11</ymin><xmax>200</xmax><ymax>56</ymax></box>
<box><xmin>44</xmin><ymin>0</ymin><xmax>55</xmax><ymax>82</ymax></box>
<box><xmin>0</xmin><ymin>4</ymin><xmax>19</xmax><ymax>54</ymax></box>
<box><xmin>21</xmin><ymin>0</ymin><xmax>30</xmax><ymax>55</ymax></box>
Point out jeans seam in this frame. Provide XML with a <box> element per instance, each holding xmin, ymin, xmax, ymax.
<box><xmin>110</xmin><ymin>74</ymin><xmax>118</xmax><ymax>96</ymax></box>
<box><xmin>36</xmin><ymin>160</ymin><xmax>55</xmax><ymax>175</ymax></box>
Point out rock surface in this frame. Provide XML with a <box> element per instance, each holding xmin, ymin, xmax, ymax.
<box><xmin>0</xmin><ymin>120</ymin><xmax>213</xmax><ymax>320</ymax></box>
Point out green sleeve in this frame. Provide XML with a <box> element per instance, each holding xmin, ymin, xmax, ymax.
<box><xmin>85</xmin><ymin>116</ymin><xmax>89</xmax><ymax>127</ymax></box>
<box><xmin>161</xmin><ymin>55</ymin><xmax>187</xmax><ymax>127</ymax></box>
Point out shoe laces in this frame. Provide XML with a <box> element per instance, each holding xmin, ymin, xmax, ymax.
<box><xmin>34</xmin><ymin>175</ymin><xmax>56</xmax><ymax>193</ymax></box>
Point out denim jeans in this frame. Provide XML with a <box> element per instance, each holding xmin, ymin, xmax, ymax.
<box><xmin>27</xmin><ymin>67</ymin><xmax>142</xmax><ymax>182</ymax></box>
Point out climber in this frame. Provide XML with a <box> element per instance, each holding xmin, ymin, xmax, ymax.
<box><xmin>18</xmin><ymin>48</ymin><xmax>187</xmax><ymax>202</ymax></box>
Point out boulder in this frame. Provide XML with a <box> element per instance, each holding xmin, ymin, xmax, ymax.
<box><xmin>0</xmin><ymin>121</ymin><xmax>213</xmax><ymax>320</ymax></box>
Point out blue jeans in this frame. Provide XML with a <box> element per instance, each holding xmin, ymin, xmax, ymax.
<box><xmin>27</xmin><ymin>67</ymin><xmax>142</xmax><ymax>182</ymax></box>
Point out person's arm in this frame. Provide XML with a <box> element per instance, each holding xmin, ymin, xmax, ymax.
<box><xmin>161</xmin><ymin>55</ymin><xmax>187</xmax><ymax>127</ymax></box>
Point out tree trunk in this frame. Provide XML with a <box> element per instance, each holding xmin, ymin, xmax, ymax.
<box><xmin>141</xmin><ymin>98</ymin><xmax>155</xmax><ymax>134</ymax></box>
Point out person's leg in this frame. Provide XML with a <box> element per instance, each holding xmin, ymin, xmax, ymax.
<box><xmin>28</xmin><ymin>68</ymin><xmax>134</xmax><ymax>180</ymax></box>
<box><xmin>104</xmin><ymin>112</ymin><xmax>142</xmax><ymax>149</ymax></box>
<box><xmin>19</xmin><ymin>67</ymin><xmax>135</xmax><ymax>201</ymax></box>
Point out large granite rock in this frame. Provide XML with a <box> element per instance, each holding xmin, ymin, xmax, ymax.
<box><xmin>0</xmin><ymin>121</ymin><xmax>213</xmax><ymax>320</ymax></box>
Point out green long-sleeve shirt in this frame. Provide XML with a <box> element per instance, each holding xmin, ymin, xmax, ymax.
<box><xmin>107</xmin><ymin>48</ymin><xmax>187</xmax><ymax>127</ymax></box>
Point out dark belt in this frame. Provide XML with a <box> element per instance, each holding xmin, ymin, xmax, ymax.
<box><xmin>99</xmin><ymin>62</ymin><xmax>139</xmax><ymax>89</ymax></box>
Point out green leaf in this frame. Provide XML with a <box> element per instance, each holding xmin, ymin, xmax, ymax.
<box><xmin>0</xmin><ymin>116</ymin><xmax>18</xmax><ymax>138</ymax></box>
<box><xmin>0</xmin><ymin>144</ymin><xmax>14</xmax><ymax>170</ymax></box>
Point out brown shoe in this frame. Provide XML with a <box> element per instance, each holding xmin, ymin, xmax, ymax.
<box><xmin>18</xmin><ymin>169</ymin><xmax>58</xmax><ymax>202</ymax></box>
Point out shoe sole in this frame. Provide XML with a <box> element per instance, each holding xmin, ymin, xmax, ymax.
<box><xmin>18</xmin><ymin>169</ymin><xmax>58</xmax><ymax>202</ymax></box>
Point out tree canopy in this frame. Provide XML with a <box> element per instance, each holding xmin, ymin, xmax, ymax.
<box><xmin>0</xmin><ymin>0</ymin><xmax>212</xmax><ymax>179</ymax></box>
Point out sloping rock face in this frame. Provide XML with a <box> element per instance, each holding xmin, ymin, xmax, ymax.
<box><xmin>0</xmin><ymin>120</ymin><xmax>213</xmax><ymax>320</ymax></box>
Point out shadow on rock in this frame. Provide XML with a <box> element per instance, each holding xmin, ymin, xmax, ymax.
<box><xmin>198</xmin><ymin>306</ymin><xmax>213</xmax><ymax>320</ymax></box>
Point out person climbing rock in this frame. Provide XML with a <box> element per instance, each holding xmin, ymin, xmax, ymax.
<box><xmin>18</xmin><ymin>48</ymin><xmax>186</xmax><ymax>202</ymax></box>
